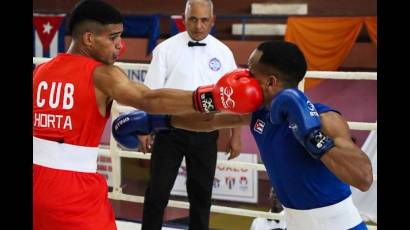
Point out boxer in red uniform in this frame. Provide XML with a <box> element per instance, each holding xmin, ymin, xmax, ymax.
<box><xmin>32</xmin><ymin>1</ymin><xmax>263</xmax><ymax>230</ymax></box>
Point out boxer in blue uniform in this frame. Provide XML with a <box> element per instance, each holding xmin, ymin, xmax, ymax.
<box><xmin>112</xmin><ymin>40</ymin><xmax>373</xmax><ymax>230</ymax></box>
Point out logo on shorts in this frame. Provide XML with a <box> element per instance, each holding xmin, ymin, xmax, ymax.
<box><xmin>254</xmin><ymin>119</ymin><xmax>265</xmax><ymax>134</ymax></box>
<box><xmin>209</xmin><ymin>58</ymin><xmax>221</xmax><ymax>71</ymax></box>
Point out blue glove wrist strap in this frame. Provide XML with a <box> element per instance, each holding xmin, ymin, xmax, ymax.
<box><xmin>305</xmin><ymin>129</ymin><xmax>335</xmax><ymax>159</ymax></box>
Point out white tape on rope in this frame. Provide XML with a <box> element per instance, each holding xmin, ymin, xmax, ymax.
<box><xmin>305</xmin><ymin>71</ymin><xmax>377</xmax><ymax>80</ymax></box>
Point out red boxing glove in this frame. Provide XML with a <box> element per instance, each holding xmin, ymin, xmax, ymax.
<box><xmin>193</xmin><ymin>69</ymin><xmax>263</xmax><ymax>113</ymax></box>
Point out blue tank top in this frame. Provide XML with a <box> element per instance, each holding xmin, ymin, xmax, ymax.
<box><xmin>250</xmin><ymin>103</ymin><xmax>351</xmax><ymax>209</ymax></box>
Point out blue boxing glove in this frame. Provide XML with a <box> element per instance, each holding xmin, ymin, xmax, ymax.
<box><xmin>112</xmin><ymin>110</ymin><xmax>172</xmax><ymax>149</ymax></box>
<box><xmin>270</xmin><ymin>88</ymin><xmax>335</xmax><ymax>159</ymax></box>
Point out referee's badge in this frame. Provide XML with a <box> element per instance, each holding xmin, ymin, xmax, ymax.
<box><xmin>209</xmin><ymin>58</ymin><xmax>221</xmax><ymax>71</ymax></box>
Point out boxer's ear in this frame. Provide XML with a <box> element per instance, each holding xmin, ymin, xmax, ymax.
<box><xmin>82</xmin><ymin>32</ymin><xmax>94</xmax><ymax>48</ymax></box>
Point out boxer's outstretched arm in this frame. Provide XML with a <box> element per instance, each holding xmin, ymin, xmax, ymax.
<box><xmin>94</xmin><ymin>65</ymin><xmax>194</xmax><ymax>115</ymax></box>
<box><xmin>319</xmin><ymin>111</ymin><xmax>373</xmax><ymax>192</ymax></box>
<box><xmin>171</xmin><ymin>113</ymin><xmax>251</xmax><ymax>132</ymax></box>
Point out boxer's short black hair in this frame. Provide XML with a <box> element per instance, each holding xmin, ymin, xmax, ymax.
<box><xmin>67</xmin><ymin>0</ymin><xmax>123</xmax><ymax>36</ymax></box>
<box><xmin>257</xmin><ymin>41</ymin><xmax>307</xmax><ymax>87</ymax></box>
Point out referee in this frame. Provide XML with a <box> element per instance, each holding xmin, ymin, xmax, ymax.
<box><xmin>139</xmin><ymin>0</ymin><xmax>242</xmax><ymax>229</ymax></box>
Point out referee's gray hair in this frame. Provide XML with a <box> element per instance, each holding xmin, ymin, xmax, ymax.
<box><xmin>185</xmin><ymin>0</ymin><xmax>214</xmax><ymax>16</ymax></box>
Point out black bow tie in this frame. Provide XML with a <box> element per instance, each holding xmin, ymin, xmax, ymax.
<box><xmin>188</xmin><ymin>41</ymin><xmax>206</xmax><ymax>47</ymax></box>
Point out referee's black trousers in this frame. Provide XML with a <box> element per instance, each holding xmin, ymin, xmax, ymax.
<box><xmin>142</xmin><ymin>129</ymin><xmax>219</xmax><ymax>230</ymax></box>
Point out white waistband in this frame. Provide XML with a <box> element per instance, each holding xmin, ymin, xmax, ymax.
<box><xmin>33</xmin><ymin>136</ymin><xmax>99</xmax><ymax>173</ymax></box>
<box><xmin>283</xmin><ymin>195</ymin><xmax>362</xmax><ymax>230</ymax></box>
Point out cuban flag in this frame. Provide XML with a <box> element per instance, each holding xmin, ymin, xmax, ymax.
<box><xmin>33</xmin><ymin>13</ymin><xmax>66</xmax><ymax>58</ymax></box>
<box><xmin>254</xmin><ymin>119</ymin><xmax>265</xmax><ymax>134</ymax></box>
<box><xmin>170</xmin><ymin>15</ymin><xmax>186</xmax><ymax>36</ymax></box>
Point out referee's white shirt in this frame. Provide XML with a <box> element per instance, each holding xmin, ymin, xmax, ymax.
<box><xmin>144</xmin><ymin>31</ymin><xmax>237</xmax><ymax>90</ymax></box>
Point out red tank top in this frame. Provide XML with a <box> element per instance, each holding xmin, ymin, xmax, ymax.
<box><xmin>33</xmin><ymin>53</ymin><xmax>111</xmax><ymax>147</ymax></box>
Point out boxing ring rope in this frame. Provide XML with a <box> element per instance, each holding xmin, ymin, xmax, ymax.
<box><xmin>116</xmin><ymin>104</ymin><xmax>377</xmax><ymax>131</ymax></box>
<box><xmin>32</xmin><ymin>57</ymin><xmax>378</xmax><ymax>80</ymax></box>
<box><xmin>34</xmin><ymin>57</ymin><xmax>377</xmax><ymax>229</ymax></box>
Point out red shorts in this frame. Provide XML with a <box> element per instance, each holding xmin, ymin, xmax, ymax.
<box><xmin>33</xmin><ymin>164</ymin><xmax>117</xmax><ymax>230</ymax></box>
